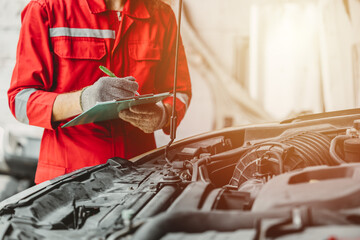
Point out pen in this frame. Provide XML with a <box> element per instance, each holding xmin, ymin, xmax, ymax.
<box><xmin>99</xmin><ymin>65</ymin><xmax>140</xmax><ymax>96</ymax></box>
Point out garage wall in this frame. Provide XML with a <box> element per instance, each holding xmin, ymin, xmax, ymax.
<box><xmin>0</xmin><ymin>0</ymin><xmax>28</xmax><ymax>125</ymax></box>
<box><xmin>248</xmin><ymin>0</ymin><xmax>360</xmax><ymax>119</ymax></box>
<box><xmin>182</xmin><ymin>0</ymin><xmax>360</xmax><ymax>121</ymax></box>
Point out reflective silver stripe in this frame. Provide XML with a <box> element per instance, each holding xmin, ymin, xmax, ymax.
<box><xmin>15</xmin><ymin>89</ymin><xmax>38</xmax><ymax>124</ymax></box>
<box><xmin>176</xmin><ymin>92</ymin><xmax>190</xmax><ymax>109</ymax></box>
<box><xmin>49</xmin><ymin>27</ymin><xmax>115</xmax><ymax>39</ymax></box>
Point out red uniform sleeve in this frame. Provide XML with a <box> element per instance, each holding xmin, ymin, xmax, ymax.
<box><xmin>156</xmin><ymin>5</ymin><xmax>192</xmax><ymax>134</ymax></box>
<box><xmin>8</xmin><ymin>1</ymin><xmax>58</xmax><ymax>130</ymax></box>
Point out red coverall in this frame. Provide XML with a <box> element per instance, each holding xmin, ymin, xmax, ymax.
<box><xmin>8</xmin><ymin>0</ymin><xmax>191</xmax><ymax>184</ymax></box>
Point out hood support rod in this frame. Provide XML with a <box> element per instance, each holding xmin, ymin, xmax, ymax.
<box><xmin>164</xmin><ymin>0</ymin><xmax>184</xmax><ymax>166</ymax></box>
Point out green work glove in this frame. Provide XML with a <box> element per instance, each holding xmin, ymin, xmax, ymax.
<box><xmin>80</xmin><ymin>76</ymin><xmax>139</xmax><ymax>112</ymax></box>
<box><xmin>118</xmin><ymin>102</ymin><xmax>168</xmax><ymax>133</ymax></box>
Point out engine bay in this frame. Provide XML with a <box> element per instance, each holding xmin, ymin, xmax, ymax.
<box><xmin>0</xmin><ymin>110</ymin><xmax>359</xmax><ymax>239</ymax></box>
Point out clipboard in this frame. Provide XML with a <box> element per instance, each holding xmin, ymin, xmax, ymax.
<box><xmin>61</xmin><ymin>92</ymin><xmax>171</xmax><ymax>128</ymax></box>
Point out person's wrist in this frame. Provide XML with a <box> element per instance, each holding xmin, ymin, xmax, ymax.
<box><xmin>79</xmin><ymin>86</ymin><xmax>90</xmax><ymax>112</ymax></box>
<box><xmin>155</xmin><ymin>101</ymin><xmax>168</xmax><ymax>130</ymax></box>
<box><xmin>163</xmin><ymin>103</ymin><xmax>172</xmax><ymax>129</ymax></box>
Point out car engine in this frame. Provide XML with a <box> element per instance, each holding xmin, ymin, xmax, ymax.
<box><xmin>0</xmin><ymin>109</ymin><xmax>359</xmax><ymax>239</ymax></box>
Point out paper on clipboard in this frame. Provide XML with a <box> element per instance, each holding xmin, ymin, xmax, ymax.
<box><xmin>61</xmin><ymin>92</ymin><xmax>171</xmax><ymax>128</ymax></box>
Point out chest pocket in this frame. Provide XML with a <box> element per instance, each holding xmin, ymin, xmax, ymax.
<box><xmin>129</xmin><ymin>43</ymin><xmax>161</xmax><ymax>61</ymax></box>
<box><xmin>52</xmin><ymin>38</ymin><xmax>107</xmax><ymax>93</ymax></box>
<box><xmin>53</xmin><ymin>38</ymin><xmax>106</xmax><ymax>60</ymax></box>
<box><xmin>128</xmin><ymin>43</ymin><xmax>161</xmax><ymax>90</ymax></box>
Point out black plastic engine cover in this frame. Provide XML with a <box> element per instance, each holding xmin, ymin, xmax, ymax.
<box><xmin>252</xmin><ymin>163</ymin><xmax>360</xmax><ymax>211</ymax></box>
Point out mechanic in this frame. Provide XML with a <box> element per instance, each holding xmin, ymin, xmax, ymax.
<box><xmin>8</xmin><ymin>0</ymin><xmax>191</xmax><ymax>184</ymax></box>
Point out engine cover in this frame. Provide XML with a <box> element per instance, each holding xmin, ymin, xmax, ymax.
<box><xmin>252</xmin><ymin>163</ymin><xmax>360</xmax><ymax>211</ymax></box>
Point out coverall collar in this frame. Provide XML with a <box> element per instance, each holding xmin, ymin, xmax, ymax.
<box><xmin>86</xmin><ymin>0</ymin><xmax>150</xmax><ymax>19</ymax></box>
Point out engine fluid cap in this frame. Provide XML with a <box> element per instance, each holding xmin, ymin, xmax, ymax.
<box><xmin>353</xmin><ymin>119</ymin><xmax>360</xmax><ymax>130</ymax></box>
<box><xmin>344</xmin><ymin>138</ymin><xmax>360</xmax><ymax>163</ymax></box>
<box><xmin>344</xmin><ymin>138</ymin><xmax>360</xmax><ymax>153</ymax></box>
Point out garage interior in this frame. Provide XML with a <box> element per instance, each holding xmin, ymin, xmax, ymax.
<box><xmin>0</xmin><ymin>0</ymin><xmax>359</xmax><ymax>194</ymax></box>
